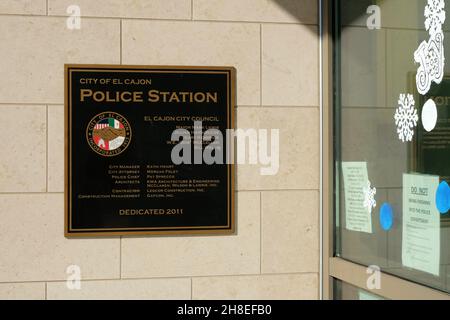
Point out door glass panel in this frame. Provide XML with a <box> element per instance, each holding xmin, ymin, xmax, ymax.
<box><xmin>333</xmin><ymin>279</ymin><xmax>386</xmax><ymax>300</ymax></box>
<box><xmin>334</xmin><ymin>0</ymin><xmax>450</xmax><ymax>294</ymax></box>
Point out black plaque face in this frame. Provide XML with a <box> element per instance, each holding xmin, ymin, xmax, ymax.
<box><xmin>65</xmin><ymin>65</ymin><xmax>236</xmax><ymax>236</ymax></box>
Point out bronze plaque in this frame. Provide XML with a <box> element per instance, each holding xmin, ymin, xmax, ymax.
<box><xmin>65</xmin><ymin>64</ymin><xmax>236</xmax><ymax>236</ymax></box>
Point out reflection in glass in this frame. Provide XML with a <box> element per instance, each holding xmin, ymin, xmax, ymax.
<box><xmin>334</xmin><ymin>0</ymin><xmax>450</xmax><ymax>294</ymax></box>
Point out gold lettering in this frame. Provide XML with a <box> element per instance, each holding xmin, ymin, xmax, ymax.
<box><xmin>179</xmin><ymin>92</ymin><xmax>190</xmax><ymax>103</ymax></box>
<box><xmin>148</xmin><ymin>90</ymin><xmax>160</xmax><ymax>102</ymax></box>
<box><xmin>169</xmin><ymin>92</ymin><xmax>180</xmax><ymax>103</ymax></box>
<box><xmin>160</xmin><ymin>92</ymin><xmax>170</xmax><ymax>102</ymax></box>
<box><xmin>121</xmin><ymin>91</ymin><xmax>132</xmax><ymax>102</ymax></box>
<box><xmin>194</xmin><ymin>92</ymin><xmax>206</xmax><ymax>103</ymax></box>
<box><xmin>93</xmin><ymin>91</ymin><xmax>105</xmax><ymax>102</ymax></box>
<box><xmin>134</xmin><ymin>92</ymin><xmax>143</xmax><ymax>102</ymax></box>
<box><xmin>80</xmin><ymin>89</ymin><xmax>93</xmax><ymax>102</ymax></box>
<box><xmin>206</xmin><ymin>92</ymin><xmax>218</xmax><ymax>103</ymax></box>
<box><xmin>146</xmin><ymin>90</ymin><xmax>218</xmax><ymax>103</ymax></box>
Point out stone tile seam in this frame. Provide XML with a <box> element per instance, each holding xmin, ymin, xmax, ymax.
<box><xmin>0</xmin><ymin>272</ymin><xmax>319</xmax><ymax>285</ymax></box>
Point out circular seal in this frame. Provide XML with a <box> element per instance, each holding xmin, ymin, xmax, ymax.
<box><xmin>86</xmin><ymin>112</ymin><xmax>132</xmax><ymax>157</ymax></box>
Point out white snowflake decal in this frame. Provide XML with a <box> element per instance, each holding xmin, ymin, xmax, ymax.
<box><xmin>425</xmin><ymin>0</ymin><xmax>446</xmax><ymax>36</ymax></box>
<box><xmin>394</xmin><ymin>94</ymin><xmax>419</xmax><ymax>142</ymax></box>
<box><xmin>363</xmin><ymin>181</ymin><xmax>376</xmax><ymax>214</ymax></box>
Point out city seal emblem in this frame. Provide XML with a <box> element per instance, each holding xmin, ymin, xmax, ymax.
<box><xmin>86</xmin><ymin>112</ymin><xmax>131</xmax><ymax>156</ymax></box>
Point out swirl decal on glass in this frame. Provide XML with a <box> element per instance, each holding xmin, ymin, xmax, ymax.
<box><xmin>414</xmin><ymin>0</ymin><xmax>446</xmax><ymax>95</ymax></box>
<box><xmin>394</xmin><ymin>94</ymin><xmax>419</xmax><ymax>142</ymax></box>
<box><xmin>415</xmin><ymin>32</ymin><xmax>445</xmax><ymax>94</ymax></box>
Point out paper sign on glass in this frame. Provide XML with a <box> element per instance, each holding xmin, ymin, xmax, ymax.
<box><xmin>402</xmin><ymin>173</ymin><xmax>440</xmax><ymax>276</ymax></box>
<box><xmin>342</xmin><ymin>162</ymin><xmax>372</xmax><ymax>233</ymax></box>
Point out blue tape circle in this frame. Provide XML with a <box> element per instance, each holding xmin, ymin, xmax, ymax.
<box><xmin>379</xmin><ymin>203</ymin><xmax>393</xmax><ymax>231</ymax></box>
<box><xmin>436</xmin><ymin>181</ymin><xmax>450</xmax><ymax>214</ymax></box>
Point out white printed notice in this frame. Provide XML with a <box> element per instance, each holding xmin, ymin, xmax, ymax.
<box><xmin>402</xmin><ymin>173</ymin><xmax>440</xmax><ymax>276</ymax></box>
<box><xmin>342</xmin><ymin>162</ymin><xmax>372</xmax><ymax>233</ymax></box>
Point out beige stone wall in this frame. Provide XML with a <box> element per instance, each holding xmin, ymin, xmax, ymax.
<box><xmin>0</xmin><ymin>0</ymin><xmax>319</xmax><ymax>300</ymax></box>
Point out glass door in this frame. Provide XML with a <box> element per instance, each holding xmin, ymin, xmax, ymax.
<box><xmin>326</xmin><ymin>0</ymin><xmax>450</xmax><ymax>299</ymax></box>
